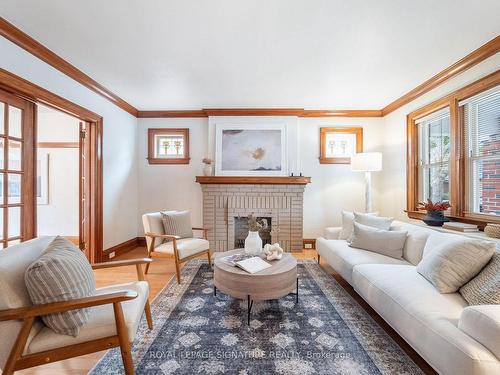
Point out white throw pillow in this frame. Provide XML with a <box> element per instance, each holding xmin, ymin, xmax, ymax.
<box><xmin>338</xmin><ymin>211</ymin><xmax>377</xmax><ymax>240</ymax></box>
<box><xmin>349</xmin><ymin>222</ymin><xmax>407</xmax><ymax>259</ymax></box>
<box><xmin>417</xmin><ymin>233</ymin><xmax>496</xmax><ymax>293</ymax></box>
<box><xmin>353</xmin><ymin>212</ymin><xmax>393</xmax><ymax>231</ymax></box>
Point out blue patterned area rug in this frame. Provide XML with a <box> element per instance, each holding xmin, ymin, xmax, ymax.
<box><xmin>90</xmin><ymin>260</ymin><xmax>422</xmax><ymax>375</ymax></box>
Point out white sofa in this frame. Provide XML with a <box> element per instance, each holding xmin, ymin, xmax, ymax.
<box><xmin>316</xmin><ymin>220</ymin><xmax>500</xmax><ymax>375</ymax></box>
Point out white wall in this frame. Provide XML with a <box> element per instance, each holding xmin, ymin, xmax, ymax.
<box><xmin>138</xmin><ymin>118</ymin><xmax>208</xmax><ymax>230</ymax></box>
<box><xmin>37</xmin><ymin>107</ymin><xmax>79</xmax><ymax>237</ymax></box>
<box><xmin>379</xmin><ymin>52</ymin><xmax>500</xmax><ymax>220</ymax></box>
<box><xmin>137</xmin><ymin>116</ymin><xmax>385</xmax><ymax>238</ymax></box>
<box><xmin>0</xmin><ymin>37</ymin><xmax>139</xmax><ymax>249</ymax></box>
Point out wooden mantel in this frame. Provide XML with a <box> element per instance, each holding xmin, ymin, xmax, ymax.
<box><xmin>195</xmin><ymin>176</ymin><xmax>311</xmax><ymax>185</ymax></box>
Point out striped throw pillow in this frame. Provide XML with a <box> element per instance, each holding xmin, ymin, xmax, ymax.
<box><xmin>25</xmin><ymin>236</ymin><xmax>96</xmax><ymax>337</ymax></box>
<box><xmin>161</xmin><ymin>210</ymin><xmax>193</xmax><ymax>239</ymax></box>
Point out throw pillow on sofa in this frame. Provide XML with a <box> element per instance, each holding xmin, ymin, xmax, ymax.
<box><xmin>25</xmin><ymin>236</ymin><xmax>96</xmax><ymax>336</ymax></box>
<box><xmin>417</xmin><ymin>233</ymin><xmax>496</xmax><ymax>293</ymax></box>
<box><xmin>353</xmin><ymin>212</ymin><xmax>393</xmax><ymax>231</ymax></box>
<box><xmin>349</xmin><ymin>222</ymin><xmax>407</xmax><ymax>259</ymax></box>
<box><xmin>338</xmin><ymin>211</ymin><xmax>377</xmax><ymax>240</ymax></box>
<box><xmin>459</xmin><ymin>250</ymin><xmax>500</xmax><ymax>305</ymax></box>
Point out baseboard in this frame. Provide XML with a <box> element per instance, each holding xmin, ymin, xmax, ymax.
<box><xmin>137</xmin><ymin>236</ymin><xmax>146</xmax><ymax>247</ymax></box>
<box><xmin>303</xmin><ymin>239</ymin><xmax>316</xmax><ymax>249</ymax></box>
<box><xmin>103</xmin><ymin>237</ymin><xmax>142</xmax><ymax>260</ymax></box>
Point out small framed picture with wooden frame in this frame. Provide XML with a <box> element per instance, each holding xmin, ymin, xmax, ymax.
<box><xmin>147</xmin><ymin>128</ymin><xmax>190</xmax><ymax>164</ymax></box>
<box><xmin>319</xmin><ymin>127</ymin><xmax>363</xmax><ymax>164</ymax></box>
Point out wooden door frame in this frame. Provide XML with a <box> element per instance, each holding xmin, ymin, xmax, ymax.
<box><xmin>0</xmin><ymin>68</ymin><xmax>104</xmax><ymax>262</ymax></box>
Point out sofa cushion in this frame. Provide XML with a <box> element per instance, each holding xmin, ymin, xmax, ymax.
<box><xmin>352</xmin><ymin>264</ymin><xmax>500</xmax><ymax>375</ymax></box>
<box><xmin>391</xmin><ymin>221</ymin><xmax>431</xmax><ymax>265</ymax></box>
<box><xmin>25</xmin><ymin>281</ymin><xmax>148</xmax><ymax>354</ymax></box>
<box><xmin>460</xmin><ymin>250</ymin><xmax>500</xmax><ymax>305</ymax></box>
<box><xmin>338</xmin><ymin>211</ymin><xmax>377</xmax><ymax>240</ymax></box>
<box><xmin>459</xmin><ymin>305</ymin><xmax>500</xmax><ymax>360</ymax></box>
<box><xmin>349</xmin><ymin>222</ymin><xmax>407</xmax><ymax>259</ymax></box>
<box><xmin>315</xmin><ymin>237</ymin><xmax>409</xmax><ymax>284</ymax></box>
<box><xmin>417</xmin><ymin>233</ymin><xmax>496</xmax><ymax>293</ymax></box>
<box><xmin>25</xmin><ymin>237</ymin><xmax>96</xmax><ymax>337</ymax></box>
<box><xmin>155</xmin><ymin>238</ymin><xmax>209</xmax><ymax>259</ymax></box>
<box><xmin>353</xmin><ymin>212</ymin><xmax>393</xmax><ymax>231</ymax></box>
<box><xmin>161</xmin><ymin>210</ymin><xmax>193</xmax><ymax>239</ymax></box>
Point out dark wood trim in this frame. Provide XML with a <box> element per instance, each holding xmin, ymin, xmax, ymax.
<box><xmin>137</xmin><ymin>108</ymin><xmax>383</xmax><ymax>118</ymax></box>
<box><xmin>195</xmin><ymin>176</ymin><xmax>311</xmax><ymax>185</ymax></box>
<box><xmin>37</xmin><ymin>141</ymin><xmax>79</xmax><ymax>148</ymax></box>
<box><xmin>0</xmin><ymin>68</ymin><xmax>100</xmax><ymax>121</ymax></box>
<box><xmin>382</xmin><ymin>35</ymin><xmax>500</xmax><ymax>116</ymax></box>
<box><xmin>319</xmin><ymin>127</ymin><xmax>363</xmax><ymax>164</ymax></box>
<box><xmin>103</xmin><ymin>237</ymin><xmax>142</xmax><ymax>260</ymax></box>
<box><xmin>303</xmin><ymin>239</ymin><xmax>316</xmax><ymax>249</ymax></box>
<box><xmin>301</xmin><ymin>109</ymin><xmax>382</xmax><ymax>117</ymax></box>
<box><xmin>0</xmin><ymin>17</ymin><xmax>138</xmax><ymax>117</ymax></box>
<box><xmin>147</xmin><ymin>128</ymin><xmax>190</xmax><ymax>165</ymax></box>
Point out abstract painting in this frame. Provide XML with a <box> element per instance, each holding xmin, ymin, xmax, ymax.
<box><xmin>215</xmin><ymin>124</ymin><xmax>287</xmax><ymax>176</ymax></box>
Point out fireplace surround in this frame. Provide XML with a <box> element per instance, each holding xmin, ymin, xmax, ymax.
<box><xmin>196</xmin><ymin>176</ymin><xmax>310</xmax><ymax>252</ymax></box>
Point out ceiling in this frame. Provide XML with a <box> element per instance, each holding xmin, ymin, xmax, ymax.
<box><xmin>1</xmin><ymin>0</ymin><xmax>499</xmax><ymax>110</ymax></box>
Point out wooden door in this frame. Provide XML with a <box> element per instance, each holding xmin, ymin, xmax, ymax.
<box><xmin>0</xmin><ymin>89</ymin><xmax>35</xmax><ymax>248</ymax></box>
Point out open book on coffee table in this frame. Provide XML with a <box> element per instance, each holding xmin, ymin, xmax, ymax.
<box><xmin>235</xmin><ymin>256</ymin><xmax>272</xmax><ymax>274</ymax></box>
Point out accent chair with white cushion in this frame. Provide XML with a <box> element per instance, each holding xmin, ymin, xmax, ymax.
<box><xmin>142</xmin><ymin>210</ymin><xmax>211</xmax><ymax>283</ymax></box>
<box><xmin>0</xmin><ymin>237</ymin><xmax>153</xmax><ymax>375</ymax></box>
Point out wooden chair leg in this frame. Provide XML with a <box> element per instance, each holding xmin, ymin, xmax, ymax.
<box><xmin>174</xmin><ymin>257</ymin><xmax>181</xmax><ymax>284</ymax></box>
<box><xmin>144</xmin><ymin>300</ymin><xmax>153</xmax><ymax>329</ymax></box>
<box><xmin>3</xmin><ymin>317</ymin><xmax>35</xmax><ymax>375</ymax></box>
<box><xmin>207</xmin><ymin>250</ymin><xmax>212</xmax><ymax>268</ymax></box>
<box><xmin>113</xmin><ymin>302</ymin><xmax>134</xmax><ymax>375</ymax></box>
<box><xmin>144</xmin><ymin>259</ymin><xmax>151</xmax><ymax>274</ymax></box>
<box><xmin>317</xmin><ymin>254</ymin><xmax>321</xmax><ymax>264</ymax></box>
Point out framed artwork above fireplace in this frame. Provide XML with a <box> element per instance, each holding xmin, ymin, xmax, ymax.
<box><xmin>215</xmin><ymin>123</ymin><xmax>288</xmax><ymax>176</ymax></box>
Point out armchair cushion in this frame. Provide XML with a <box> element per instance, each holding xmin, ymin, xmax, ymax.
<box><xmin>24</xmin><ymin>281</ymin><xmax>149</xmax><ymax>355</ymax></box>
<box><xmin>25</xmin><ymin>237</ymin><xmax>96</xmax><ymax>337</ymax></box>
<box><xmin>155</xmin><ymin>238</ymin><xmax>209</xmax><ymax>259</ymax></box>
<box><xmin>161</xmin><ymin>210</ymin><xmax>193</xmax><ymax>239</ymax></box>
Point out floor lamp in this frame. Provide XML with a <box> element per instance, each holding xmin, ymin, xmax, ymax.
<box><xmin>351</xmin><ymin>152</ymin><xmax>382</xmax><ymax>213</ymax></box>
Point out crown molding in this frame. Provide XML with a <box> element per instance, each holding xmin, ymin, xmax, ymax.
<box><xmin>381</xmin><ymin>35</ymin><xmax>500</xmax><ymax>116</ymax></box>
<box><xmin>0</xmin><ymin>17</ymin><xmax>138</xmax><ymax>117</ymax></box>
<box><xmin>1</xmin><ymin>16</ymin><xmax>498</xmax><ymax>120</ymax></box>
<box><xmin>138</xmin><ymin>108</ymin><xmax>382</xmax><ymax>118</ymax></box>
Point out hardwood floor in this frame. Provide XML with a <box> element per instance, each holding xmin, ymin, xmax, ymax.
<box><xmin>17</xmin><ymin>247</ymin><xmax>435</xmax><ymax>375</ymax></box>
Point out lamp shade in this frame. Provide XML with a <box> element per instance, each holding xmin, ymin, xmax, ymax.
<box><xmin>351</xmin><ymin>152</ymin><xmax>382</xmax><ymax>172</ymax></box>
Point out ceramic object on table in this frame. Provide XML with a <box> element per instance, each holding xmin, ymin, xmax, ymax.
<box><xmin>244</xmin><ymin>231</ymin><xmax>262</xmax><ymax>256</ymax></box>
<box><xmin>422</xmin><ymin>210</ymin><xmax>449</xmax><ymax>227</ymax></box>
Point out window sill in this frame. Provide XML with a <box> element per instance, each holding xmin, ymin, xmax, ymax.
<box><xmin>406</xmin><ymin>210</ymin><xmax>500</xmax><ymax>229</ymax></box>
<box><xmin>147</xmin><ymin>157</ymin><xmax>190</xmax><ymax>165</ymax></box>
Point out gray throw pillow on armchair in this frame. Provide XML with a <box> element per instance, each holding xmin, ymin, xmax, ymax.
<box><xmin>161</xmin><ymin>210</ymin><xmax>193</xmax><ymax>239</ymax></box>
<box><xmin>25</xmin><ymin>236</ymin><xmax>96</xmax><ymax>336</ymax></box>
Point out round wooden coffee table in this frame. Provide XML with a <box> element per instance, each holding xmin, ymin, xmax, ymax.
<box><xmin>213</xmin><ymin>249</ymin><xmax>298</xmax><ymax>324</ymax></box>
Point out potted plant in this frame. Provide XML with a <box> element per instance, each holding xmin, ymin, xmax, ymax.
<box><xmin>418</xmin><ymin>199</ymin><xmax>451</xmax><ymax>227</ymax></box>
<box><xmin>202</xmin><ymin>158</ymin><xmax>213</xmax><ymax>176</ymax></box>
<box><xmin>245</xmin><ymin>214</ymin><xmax>265</xmax><ymax>255</ymax></box>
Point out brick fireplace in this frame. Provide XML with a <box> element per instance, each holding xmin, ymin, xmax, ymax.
<box><xmin>196</xmin><ymin>176</ymin><xmax>310</xmax><ymax>252</ymax></box>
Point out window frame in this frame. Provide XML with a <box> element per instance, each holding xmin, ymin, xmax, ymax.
<box><xmin>407</xmin><ymin>70</ymin><xmax>500</xmax><ymax>227</ymax></box>
<box><xmin>147</xmin><ymin>128</ymin><xmax>190</xmax><ymax>165</ymax></box>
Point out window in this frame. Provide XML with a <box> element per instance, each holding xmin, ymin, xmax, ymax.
<box><xmin>147</xmin><ymin>128</ymin><xmax>190</xmax><ymax>164</ymax></box>
<box><xmin>407</xmin><ymin>72</ymin><xmax>500</xmax><ymax>225</ymax></box>
<box><xmin>416</xmin><ymin>108</ymin><xmax>451</xmax><ymax>203</ymax></box>
<box><xmin>462</xmin><ymin>85</ymin><xmax>500</xmax><ymax>216</ymax></box>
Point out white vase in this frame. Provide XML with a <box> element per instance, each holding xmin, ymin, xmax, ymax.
<box><xmin>244</xmin><ymin>231</ymin><xmax>262</xmax><ymax>255</ymax></box>
<box><xmin>203</xmin><ymin>164</ymin><xmax>213</xmax><ymax>176</ymax></box>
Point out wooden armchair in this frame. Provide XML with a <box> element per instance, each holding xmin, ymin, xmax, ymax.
<box><xmin>0</xmin><ymin>237</ymin><xmax>153</xmax><ymax>375</ymax></box>
<box><xmin>142</xmin><ymin>211</ymin><xmax>211</xmax><ymax>283</ymax></box>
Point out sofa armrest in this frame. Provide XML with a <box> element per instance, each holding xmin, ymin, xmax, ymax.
<box><xmin>458</xmin><ymin>305</ymin><xmax>500</xmax><ymax>360</ymax></box>
<box><xmin>324</xmin><ymin>227</ymin><xmax>342</xmax><ymax>240</ymax></box>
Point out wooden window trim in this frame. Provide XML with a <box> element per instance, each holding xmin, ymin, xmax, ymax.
<box><xmin>319</xmin><ymin>127</ymin><xmax>363</xmax><ymax>164</ymax></box>
<box><xmin>147</xmin><ymin>128</ymin><xmax>190</xmax><ymax>165</ymax></box>
<box><xmin>407</xmin><ymin>70</ymin><xmax>500</xmax><ymax>227</ymax></box>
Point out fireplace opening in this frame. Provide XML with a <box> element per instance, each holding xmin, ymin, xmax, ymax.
<box><xmin>234</xmin><ymin>216</ymin><xmax>272</xmax><ymax>249</ymax></box>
